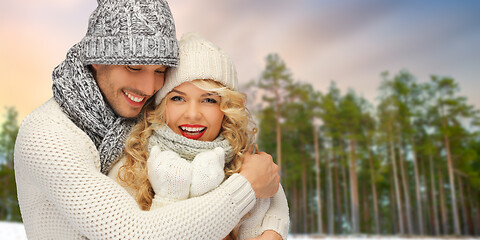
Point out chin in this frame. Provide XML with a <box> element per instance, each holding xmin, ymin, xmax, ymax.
<box><xmin>114</xmin><ymin>109</ymin><xmax>142</xmax><ymax>119</ymax></box>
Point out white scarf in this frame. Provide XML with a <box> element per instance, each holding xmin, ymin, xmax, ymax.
<box><xmin>148</xmin><ymin>125</ymin><xmax>234</xmax><ymax>163</ymax></box>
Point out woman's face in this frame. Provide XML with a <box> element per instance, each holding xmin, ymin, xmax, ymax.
<box><xmin>164</xmin><ymin>81</ymin><xmax>224</xmax><ymax>141</ymax></box>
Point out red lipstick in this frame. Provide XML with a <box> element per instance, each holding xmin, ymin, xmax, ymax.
<box><xmin>179</xmin><ymin>124</ymin><xmax>207</xmax><ymax>140</ymax></box>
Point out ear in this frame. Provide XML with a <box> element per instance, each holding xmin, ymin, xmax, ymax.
<box><xmin>90</xmin><ymin>64</ymin><xmax>100</xmax><ymax>71</ymax></box>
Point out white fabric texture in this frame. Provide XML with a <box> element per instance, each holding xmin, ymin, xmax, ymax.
<box><xmin>143</xmin><ymin>126</ymin><xmax>290</xmax><ymax>239</ymax></box>
<box><xmin>147</xmin><ymin>146</ymin><xmax>226</xmax><ymax>207</ymax></box>
<box><xmin>148</xmin><ymin>148</ymin><xmax>193</xmax><ymax>204</ymax></box>
<box><xmin>14</xmin><ymin>98</ymin><xmax>256</xmax><ymax>240</ymax></box>
<box><xmin>190</xmin><ymin>147</ymin><xmax>226</xmax><ymax>197</ymax></box>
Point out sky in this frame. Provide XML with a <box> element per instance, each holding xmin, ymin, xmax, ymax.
<box><xmin>1</xmin><ymin>0</ymin><xmax>480</xmax><ymax>121</ymax></box>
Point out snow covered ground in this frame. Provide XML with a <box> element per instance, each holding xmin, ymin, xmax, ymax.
<box><xmin>0</xmin><ymin>222</ymin><xmax>26</xmax><ymax>240</ymax></box>
<box><xmin>1</xmin><ymin>222</ymin><xmax>479</xmax><ymax>239</ymax></box>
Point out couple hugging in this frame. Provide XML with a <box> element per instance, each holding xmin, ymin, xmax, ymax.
<box><xmin>14</xmin><ymin>0</ymin><xmax>289</xmax><ymax>239</ymax></box>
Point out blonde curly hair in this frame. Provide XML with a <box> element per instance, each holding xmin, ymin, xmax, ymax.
<box><xmin>118</xmin><ymin>79</ymin><xmax>257</xmax><ymax>210</ymax></box>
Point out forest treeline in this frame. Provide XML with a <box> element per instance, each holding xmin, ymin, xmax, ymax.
<box><xmin>1</xmin><ymin>53</ymin><xmax>480</xmax><ymax>236</ymax></box>
<box><xmin>246</xmin><ymin>53</ymin><xmax>480</xmax><ymax>236</ymax></box>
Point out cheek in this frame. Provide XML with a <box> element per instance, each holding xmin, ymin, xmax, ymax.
<box><xmin>210</xmin><ymin>111</ymin><xmax>225</xmax><ymax>130</ymax></box>
<box><xmin>165</xmin><ymin>103</ymin><xmax>180</xmax><ymax>125</ymax></box>
<box><xmin>155</xmin><ymin>77</ymin><xmax>165</xmax><ymax>91</ymax></box>
<box><xmin>165</xmin><ymin>111</ymin><xmax>178</xmax><ymax>133</ymax></box>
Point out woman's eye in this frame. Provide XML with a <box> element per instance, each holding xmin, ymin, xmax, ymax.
<box><xmin>203</xmin><ymin>98</ymin><xmax>218</xmax><ymax>104</ymax></box>
<box><xmin>127</xmin><ymin>66</ymin><xmax>141</xmax><ymax>71</ymax></box>
<box><xmin>170</xmin><ymin>96</ymin><xmax>184</xmax><ymax>102</ymax></box>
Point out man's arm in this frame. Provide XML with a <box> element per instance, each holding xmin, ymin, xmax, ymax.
<box><xmin>15</xmin><ymin>107</ymin><xmax>263</xmax><ymax>239</ymax></box>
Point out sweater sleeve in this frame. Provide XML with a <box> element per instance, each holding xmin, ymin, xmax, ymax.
<box><xmin>14</xmin><ymin>100</ymin><xmax>256</xmax><ymax>239</ymax></box>
<box><xmin>260</xmin><ymin>184</ymin><xmax>290</xmax><ymax>239</ymax></box>
<box><xmin>236</xmin><ymin>184</ymin><xmax>289</xmax><ymax>240</ymax></box>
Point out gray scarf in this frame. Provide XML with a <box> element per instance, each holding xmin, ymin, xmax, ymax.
<box><xmin>52</xmin><ymin>44</ymin><xmax>136</xmax><ymax>175</ymax></box>
<box><xmin>148</xmin><ymin>125</ymin><xmax>234</xmax><ymax>162</ymax></box>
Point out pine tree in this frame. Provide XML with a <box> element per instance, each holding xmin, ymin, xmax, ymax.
<box><xmin>0</xmin><ymin>107</ymin><xmax>21</xmax><ymax>221</ymax></box>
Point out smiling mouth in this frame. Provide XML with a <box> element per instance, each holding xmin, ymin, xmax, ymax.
<box><xmin>179</xmin><ymin>125</ymin><xmax>206</xmax><ymax>140</ymax></box>
<box><xmin>123</xmin><ymin>90</ymin><xmax>146</xmax><ymax>104</ymax></box>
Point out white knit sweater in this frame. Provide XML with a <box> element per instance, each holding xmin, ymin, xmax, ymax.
<box><xmin>109</xmin><ymin>149</ymin><xmax>290</xmax><ymax>239</ymax></box>
<box><xmin>14</xmin><ymin>98</ymin><xmax>259</xmax><ymax>239</ymax></box>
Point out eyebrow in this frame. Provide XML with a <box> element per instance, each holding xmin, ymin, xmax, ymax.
<box><xmin>170</xmin><ymin>89</ymin><xmax>185</xmax><ymax>95</ymax></box>
<box><xmin>170</xmin><ymin>89</ymin><xmax>220</xmax><ymax>97</ymax></box>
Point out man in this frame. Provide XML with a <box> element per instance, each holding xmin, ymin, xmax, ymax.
<box><xmin>14</xmin><ymin>0</ymin><xmax>281</xmax><ymax>239</ymax></box>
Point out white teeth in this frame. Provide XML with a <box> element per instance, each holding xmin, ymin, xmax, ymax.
<box><xmin>180</xmin><ymin>126</ymin><xmax>206</xmax><ymax>132</ymax></box>
<box><xmin>124</xmin><ymin>91</ymin><xmax>144</xmax><ymax>103</ymax></box>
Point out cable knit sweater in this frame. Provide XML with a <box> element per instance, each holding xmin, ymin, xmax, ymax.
<box><xmin>14</xmin><ymin>98</ymin><xmax>259</xmax><ymax>240</ymax></box>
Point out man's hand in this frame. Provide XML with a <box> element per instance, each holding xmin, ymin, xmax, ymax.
<box><xmin>239</xmin><ymin>149</ymin><xmax>280</xmax><ymax>198</ymax></box>
<box><xmin>246</xmin><ymin>230</ymin><xmax>283</xmax><ymax>240</ymax></box>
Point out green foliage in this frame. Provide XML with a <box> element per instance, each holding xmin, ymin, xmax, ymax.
<box><xmin>0</xmin><ymin>107</ymin><xmax>22</xmax><ymax>222</ymax></box>
<box><xmin>250</xmin><ymin>59</ymin><xmax>480</xmax><ymax>235</ymax></box>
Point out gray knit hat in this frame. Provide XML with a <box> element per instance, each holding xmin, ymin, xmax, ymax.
<box><xmin>80</xmin><ymin>0</ymin><xmax>179</xmax><ymax>66</ymax></box>
<box><xmin>155</xmin><ymin>32</ymin><xmax>238</xmax><ymax>104</ymax></box>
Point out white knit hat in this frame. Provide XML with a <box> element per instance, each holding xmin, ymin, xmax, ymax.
<box><xmin>155</xmin><ymin>32</ymin><xmax>238</xmax><ymax>104</ymax></box>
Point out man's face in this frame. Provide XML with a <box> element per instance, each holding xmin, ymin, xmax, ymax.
<box><xmin>91</xmin><ymin>64</ymin><xmax>167</xmax><ymax>118</ymax></box>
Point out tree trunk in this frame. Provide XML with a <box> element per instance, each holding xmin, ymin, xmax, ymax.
<box><xmin>477</xmin><ymin>189</ymin><xmax>480</xmax><ymax>236</ymax></box>
<box><xmin>396</xmin><ymin>126</ymin><xmax>413</xmax><ymax>234</ymax></box>
<box><xmin>1</xmin><ymin>176</ymin><xmax>7</xmax><ymax>219</ymax></box>
<box><xmin>410</xmin><ymin>136</ymin><xmax>424</xmax><ymax>235</ymax></box>
<box><xmin>429</xmin><ymin>152</ymin><xmax>440</xmax><ymax>235</ymax></box>
<box><xmin>389</xmin><ymin>167</ymin><xmax>399</xmax><ymax>234</ymax></box>
<box><xmin>438</xmin><ymin>167</ymin><xmax>448</xmax><ymax>234</ymax></box>
<box><xmin>348</xmin><ymin>138</ymin><xmax>360</xmax><ymax>234</ymax></box>
<box><xmin>472</xmin><ymin>187</ymin><xmax>480</xmax><ymax>236</ymax></box>
<box><xmin>367</xmin><ymin>142</ymin><xmax>380</xmax><ymax>234</ymax></box>
<box><xmin>456</xmin><ymin>173</ymin><xmax>469</xmax><ymax>235</ymax></box>
<box><xmin>467</xmin><ymin>184</ymin><xmax>478</xmax><ymax>236</ymax></box>
<box><xmin>362</xmin><ymin>184</ymin><xmax>370</xmax><ymax>232</ymax></box>
<box><xmin>420</xmin><ymin>156</ymin><xmax>432</xmax><ymax>235</ymax></box>
<box><xmin>340</xmin><ymin>140</ymin><xmax>351</xmax><ymax>231</ymax></box>
<box><xmin>302</xmin><ymin>161</ymin><xmax>308</xmax><ymax>233</ymax></box>
<box><xmin>326</xmin><ymin>150</ymin><xmax>335</xmax><ymax>234</ymax></box>
<box><xmin>308</xmin><ymin>172</ymin><xmax>315</xmax><ymax>233</ymax></box>
<box><xmin>292</xmin><ymin>184</ymin><xmax>299</xmax><ymax>233</ymax></box>
<box><xmin>388</xmin><ymin>122</ymin><xmax>404</xmax><ymax>234</ymax></box>
<box><xmin>313</xmin><ymin>125</ymin><xmax>323</xmax><ymax>233</ymax></box>
<box><xmin>440</xmin><ymin>107</ymin><xmax>460</xmax><ymax>235</ymax></box>
<box><xmin>274</xmin><ymin>88</ymin><xmax>282</xmax><ymax>175</ymax></box>
<box><xmin>477</xmin><ymin>191</ymin><xmax>480</xmax><ymax>236</ymax></box>
<box><xmin>333</xmin><ymin>147</ymin><xmax>343</xmax><ymax>234</ymax></box>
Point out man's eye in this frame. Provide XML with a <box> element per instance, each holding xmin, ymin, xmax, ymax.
<box><xmin>127</xmin><ymin>66</ymin><xmax>141</xmax><ymax>71</ymax></box>
<box><xmin>155</xmin><ymin>70</ymin><xmax>166</xmax><ymax>74</ymax></box>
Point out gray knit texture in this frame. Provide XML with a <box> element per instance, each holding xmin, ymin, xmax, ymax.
<box><xmin>52</xmin><ymin>44</ymin><xmax>136</xmax><ymax>175</ymax></box>
<box><xmin>51</xmin><ymin>0</ymin><xmax>180</xmax><ymax>175</ymax></box>
<box><xmin>149</xmin><ymin>125</ymin><xmax>234</xmax><ymax>163</ymax></box>
<box><xmin>80</xmin><ymin>0</ymin><xmax>179</xmax><ymax>66</ymax></box>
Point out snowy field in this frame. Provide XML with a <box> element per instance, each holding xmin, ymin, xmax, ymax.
<box><xmin>0</xmin><ymin>222</ymin><xmax>26</xmax><ymax>240</ymax></box>
<box><xmin>1</xmin><ymin>222</ymin><xmax>479</xmax><ymax>239</ymax></box>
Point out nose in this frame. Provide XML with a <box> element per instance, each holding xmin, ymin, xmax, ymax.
<box><xmin>136</xmin><ymin>72</ymin><xmax>164</xmax><ymax>96</ymax></box>
<box><xmin>184</xmin><ymin>101</ymin><xmax>202</xmax><ymax>120</ymax></box>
